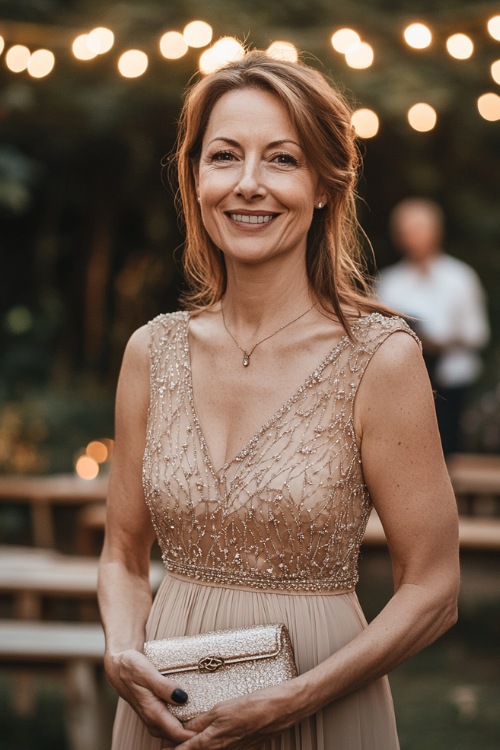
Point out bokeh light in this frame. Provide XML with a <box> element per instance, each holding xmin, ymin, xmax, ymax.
<box><xmin>345</xmin><ymin>42</ymin><xmax>374</xmax><ymax>69</ymax></box>
<box><xmin>5</xmin><ymin>45</ymin><xmax>31</xmax><ymax>73</ymax></box>
<box><xmin>330</xmin><ymin>28</ymin><xmax>360</xmax><ymax>54</ymax></box>
<box><xmin>407</xmin><ymin>102</ymin><xmax>437</xmax><ymax>132</ymax></box>
<box><xmin>266</xmin><ymin>41</ymin><xmax>298</xmax><ymax>62</ymax></box>
<box><xmin>159</xmin><ymin>31</ymin><xmax>188</xmax><ymax>60</ymax></box>
<box><xmin>199</xmin><ymin>37</ymin><xmax>245</xmax><ymax>74</ymax></box>
<box><xmin>404</xmin><ymin>23</ymin><xmax>432</xmax><ymax>49</ymax></box>
<box><xmin>477</xmin><ymin>92</ymin><xmax>500</xmax><ymax>121</ymax></box>
<box><xmin>72</xmin><ymin>34</ymin><xmax>97</xmax><ymax>61</ymax></box>
<box><xmin>491</xmin><ymin>60</ymin><xmax>500</xmax><ymax>85</ymax></box>
<box><xmin>446</xmin><ymin>33</ymin><xmax>473</xmax><ymax>60</ymax></box>
<box><xmin>75</xmin><ymin>455</ymin><xmax>99</xmax><ymax>480</ymax></box>
<box><xmin>118</xmin><ymin>49</ymin><xmax>148</xmax><ymax>78</ymax></box>
<box><xmin>0</xmin><ymin>36</ymin><xmax>5</xmax><ymax>56</ymax></box>
<box><xmin>351</xmin><ymin>108</ymin><xmax>379</xmax><ymax>138</ymax></box>
<box><xmin>87</xmin><ymin>27</ymin><xmax>114</xmax><ymax>55</ymax></box>
<box><xmin>183</xmin><ymin>20</ymin><xmax>213</xmax><ymax>48</ymax></box>
<box><xmin>86</xmin><ymin>440</ymin><xmax>109</xmax><ymax>464</ymax></box>
<box><xmin>27</xmin><ymin>49</ymin><xmax>55</xmax><ymax>78</ymax></box>
<box><xmin>487</xmin><ymin>15</ymin><xmax>500</xmax><ymax>41</ymax></box>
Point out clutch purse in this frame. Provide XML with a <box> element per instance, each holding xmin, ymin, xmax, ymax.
<box><xmin>144</xmin><ymin>622</ymin><xmax>297</xmax><ymax>722</ymax></box>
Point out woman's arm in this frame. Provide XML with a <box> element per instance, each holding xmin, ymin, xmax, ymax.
<box><xmin>97</xmin><ymin>326</ymin><xmax>195</xmax><ymax>745</ymax></box>
<box><xmin>175</xmin><ymin>331</ymin><xmax>459</xmax><ymax>749</ymax></box>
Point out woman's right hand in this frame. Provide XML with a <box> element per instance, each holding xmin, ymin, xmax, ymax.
<box><xmin>105</xmin><ymin>648</ymin><xmax>197</xmax><ymax>746</ymax></box>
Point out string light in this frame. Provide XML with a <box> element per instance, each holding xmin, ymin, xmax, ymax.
<box><xmin>118</xmin><ymin>49</ymin><xmax>148</xmax><ymax>78</ymax></box>
<box><xmin>266</xmin><ymin>41</ymin><xmax>298</xmax><ymax>62</ymax></box>
<box><xmin>487</xmin><ymin>15</ymin><xmax>500</xmax><ymax>41</ymax></box>
<box><xmin>183</xmin><ymin>21</ymin><xmax>213</xmax><ymax>48</ymax></box>
<box><xmin>331</xmin><ymin>28</ymin><xmax>360</xmax><ymax>54</ymax></box>
<box><xmin>351</xmin><ymin>108</ymin><xmax>379</xmax><ymax>138</ymax></box>
<box><xmin>87</xmin><ymin>27</ymin><xmax>114</xmax><ymax>55</ymax></box>
<box><xmin>159</xmin><ymin>31</ymin><xmax>188</xmax><ymax>59</ymax></box>
<box><xmin>72</xmin><ymin>34</ymin><xmax>97</xmax><ymax>61</ymax></box>
<box><xmin>404</xmin><ymin>23</ymin><xmax>432</xmax><ymax>49</ymax></box>
<box><xmin>199</xmin><ymin>37</ymin><xmax>245</xmax><ymax>74</ymax></box>
<box><xmin>0</xmin><ymin>15</ymin><xmax>497</xmax><ymax>129</ymax></box>
<box><xmin>446</xmin><ymin>33</ymin><xmax>473</xmax><ymax>60</ymax></box>
<box><xmin>5</xmin><ymin>45</ymin><xmax>31</xmax><ymax>72</ymax></box>
<box><xmin>27</xmin><ymin>48</ymin><xmax>55</xmax><ymax>78</ymax></box>
<box><xmin>491</xmin><ymin>60</ymin><xmax>500</xmax><ymax>85</ymax></box>
<box><xmin>477</xmin><ymin>92</ymin><xmax>500</xmax><ymax>121</ymax></box>
<box><xmin>408</xmin><ymin>102</ymin><xmax>437</xmax><ymax>132</ymax></box>
<box><xmin>345</xmin><ymin>42</ymin><xmax>374</xmax><ymax>69</ymax></box>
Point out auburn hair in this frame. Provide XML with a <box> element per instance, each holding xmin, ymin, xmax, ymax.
<box><xmin>173</xmin><ymin>49</ymin><xmax>388</xmax><ymax>333</ymax></box>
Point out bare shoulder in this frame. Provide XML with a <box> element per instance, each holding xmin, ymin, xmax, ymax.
<box><xmin>365</xmin><ymin>328</ymin><xmax>425</xmax><ymax>383</ymax></box>
<box><xmin>354</xmin><ymin>329</ymin><xmax>433</xmax><ymax>440</ymax></box>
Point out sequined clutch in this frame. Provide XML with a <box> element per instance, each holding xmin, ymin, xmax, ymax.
<box><xmin>144</xmin><ymin>623</ymin><xmax>297</xmax><ymax>722</ymax></box>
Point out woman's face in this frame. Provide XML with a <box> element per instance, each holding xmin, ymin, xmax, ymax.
<box><xmin>195</xmin><ymin>87</ymin><xmax>322</xmax><ymax>268</ymax></box>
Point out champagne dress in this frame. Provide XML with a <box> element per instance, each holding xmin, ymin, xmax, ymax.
<box><xmin>111</xmin><ymin>310</ymin><xmax>418</xmax><ymax>749</ymax></box>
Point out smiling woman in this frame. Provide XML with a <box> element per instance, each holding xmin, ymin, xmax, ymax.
<box><xmin>98</xmin><ymin>50</ymin><xmax>459</xmax><ymax>750</ymax></box>
<box><xmin>195</xmin><ymin>88</ymin><xmax>322</xmax><ymax>271</ymax></box>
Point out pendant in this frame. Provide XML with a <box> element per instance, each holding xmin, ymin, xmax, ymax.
<box><xmin>242</xmin><ymin>352</ymin><xmax>250</xmax><ymax>367</ymax></box>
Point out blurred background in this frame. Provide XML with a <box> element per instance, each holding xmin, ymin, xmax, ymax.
<box><xmin>0</xmin><ymin>1</ymin><xmax>499</xmax><ymax>749</ymax></box>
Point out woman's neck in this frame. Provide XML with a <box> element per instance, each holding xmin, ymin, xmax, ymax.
<box><xmin>221</xmin><ymin>255</ymin><xmax>314</xmax><ymax>333</ymax></box>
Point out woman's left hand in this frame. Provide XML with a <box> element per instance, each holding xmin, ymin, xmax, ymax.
<box><xmin>173</xmin><ymin>682</ymin><xmax>303</xmax><ymax>749</ymax></box>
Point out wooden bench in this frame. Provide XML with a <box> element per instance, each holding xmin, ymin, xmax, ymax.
<box><xmin>0</xmin><ymin>474</ymin><xmax>108</xmax><ymax>548</ymax></box>
<box><xmin>363</xmin><ymin>512</ymin><xmax>500</xmax><ymax>551</ymax></box>
<box><xmin>0</xmin><ymin>546</ymin><xmax>165</xmax><ymax>620</ymax></box>
<box><xmin>0</xmin><ymin>620</ymin><xmax>106</xmax><ymax>750</ymax></box>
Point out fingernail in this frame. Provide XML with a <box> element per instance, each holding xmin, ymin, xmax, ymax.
<box><xmin>171</xmin><ymin>688</ymin><xmax>188</xmax><ymax>704</ymax></box>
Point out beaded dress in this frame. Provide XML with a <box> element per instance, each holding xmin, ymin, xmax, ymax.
<box><xmin>111</xmin><ymin>310</ymin><xmax>418</xmax><ymax>750</ymax></box>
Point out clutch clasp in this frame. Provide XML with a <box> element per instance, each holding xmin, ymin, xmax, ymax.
<box><xmin>198</xmin><ymin>655</ymin><xmax>225</xmax><ymax>672</ymax></box>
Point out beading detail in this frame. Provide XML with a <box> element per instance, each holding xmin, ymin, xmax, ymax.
<box><xmin>142</xmin><ymin>310</ymin><xmax>420</xmax><ymax>593</ymax></box>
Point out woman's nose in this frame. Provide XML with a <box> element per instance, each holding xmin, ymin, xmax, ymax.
<box><xmin>234</xmin><ymin>160</ymin><xmax>266</xmax><ymax>200</ymax></box>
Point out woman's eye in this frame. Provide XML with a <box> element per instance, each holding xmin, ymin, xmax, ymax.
<box><xmin>210</xmin><ymin>151</ymin><xmax>235</xmax><ymax>162</ymax></box>
<box><xmin>273</xmin><ymin>153</ymin><xmax>298</xmax><ymax>166</ymax></box>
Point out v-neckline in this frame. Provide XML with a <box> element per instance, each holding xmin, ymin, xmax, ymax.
<box><xmin>183</xmin><ymin>312</ymin><xmax>369</xmax><ymax>479</ymax></box>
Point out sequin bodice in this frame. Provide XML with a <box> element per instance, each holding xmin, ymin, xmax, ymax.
<box><xmin>143</xmin><ymin>311</ymin><xmax>417</xmax><ymax>592</ymax></box>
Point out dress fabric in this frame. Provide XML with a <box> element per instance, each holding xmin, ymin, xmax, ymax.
<box><xmin>111</xmin><ymin>310</ymin><xmax>419</xmax><ymax>750</ymax></box>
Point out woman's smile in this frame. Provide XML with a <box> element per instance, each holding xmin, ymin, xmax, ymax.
<box><xmin>226</xmin><ymin>210</ymin><xmax>280</xmax><ymax>227</ymax></box>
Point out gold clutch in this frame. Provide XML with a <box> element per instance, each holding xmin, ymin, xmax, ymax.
<box><xmin>144</xmin><ymin>623</ymin><xmax>297</xmax><ymax>722</ymax></box>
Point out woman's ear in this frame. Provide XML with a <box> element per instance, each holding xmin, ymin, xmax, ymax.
<box><xmin>314</xmin><ymin>187</ymin><xmax>327</xmax><ymax>209</ymax></box>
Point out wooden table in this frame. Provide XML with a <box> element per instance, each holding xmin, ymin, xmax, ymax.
<box><xmin>0</xmin><ymin>474</ymin><xmax>108</xmax><ymax>547</ymax></box>
<box><xmin>0</xmin><ymin>546</ymin><xmax>165</xmax><ymax>619</ymax></box>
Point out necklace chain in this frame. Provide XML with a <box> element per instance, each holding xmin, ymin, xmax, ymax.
<box><xmin>221</xmin><ymin>302</ymin><xmax>315</xmax><ymax>367</ymax></box>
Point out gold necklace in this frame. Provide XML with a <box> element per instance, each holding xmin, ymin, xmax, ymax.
<box><xmin>221</xmin><ymin>302</ymin><xmax>315</xmax><ymax>367</ymax></box>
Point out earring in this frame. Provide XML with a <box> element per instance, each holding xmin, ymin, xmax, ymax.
<box><xmin>317</xmin><ymin>202</ymin><xmax>323</xmax><ymax>209</ymax></box>
<box><xmin>197</xmin><ymin>196</ymin><xmax>201</xmax><ymax>203</ymax></box>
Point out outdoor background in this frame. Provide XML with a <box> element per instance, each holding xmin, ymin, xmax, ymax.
<box><xmin>0</xmin><ymin>0</ymin><xmax>499</xmax><ymax>748</ymax></box>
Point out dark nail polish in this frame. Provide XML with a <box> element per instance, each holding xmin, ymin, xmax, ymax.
<box><xmin>171</xmin><ymin>688</ymin><xmax>188</xmax><ymax>704</ymax></box>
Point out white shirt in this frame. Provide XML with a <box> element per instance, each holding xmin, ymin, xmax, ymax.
<box><xmin>377</xmin><ymin>254</ymin><xmax>489</xmax><ymax>387</ymax></box>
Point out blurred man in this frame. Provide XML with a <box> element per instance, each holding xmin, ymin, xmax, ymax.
<box><xmin>377</xmin><ymin>198</ymin><xmax>489</xmax><ymax>455</ymax></box>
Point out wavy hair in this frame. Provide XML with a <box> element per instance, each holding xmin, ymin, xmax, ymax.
<box><xmin>173</xmin><ymin>49</ymin><xmax>387</xmax><ymax>333</ymax></box>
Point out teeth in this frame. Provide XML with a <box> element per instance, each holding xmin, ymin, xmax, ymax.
<box><xmin>230</xmin><ymin>213</ymin><xmax>275</xmax><ymax>224</ymax></box>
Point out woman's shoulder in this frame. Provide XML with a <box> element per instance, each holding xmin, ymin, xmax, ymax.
<box><xmin>148</xmin><ymin>309</ymin><xmax>190</xmax><ymax>332</ymax></box>
<box><xmin>123</xmin><ymin>311</ymin><xmax>189</xmax><ymax>364</ymax></box>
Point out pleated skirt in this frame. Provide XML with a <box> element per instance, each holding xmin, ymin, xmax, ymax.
<box><xmin>111</xmin><ymin>573</ymin><xmax>400</xmax><ymax>750</ymax></box>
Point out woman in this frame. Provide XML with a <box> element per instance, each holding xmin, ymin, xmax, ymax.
<box><xmin>98</xmin><ymin>50</ymin><xmax>459</xmax><ymax>750</ymax></box>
